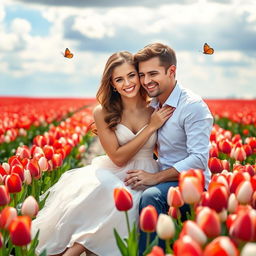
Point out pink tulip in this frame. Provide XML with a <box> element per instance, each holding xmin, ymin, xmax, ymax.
<box><xmin>21</xmin><ymin>196</ymin><xmax>39</xmax><ymax>218</ymax></box>
<box><xmin>38</xmin><ymin>156</ymin><xmax>49</xmax><ymax>172</ymax></box>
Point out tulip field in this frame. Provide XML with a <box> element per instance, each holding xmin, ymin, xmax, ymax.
<box><xmin>0</xmin><ymin>97</ymin><xmax>256</xmax><ymax>255</ymax></box>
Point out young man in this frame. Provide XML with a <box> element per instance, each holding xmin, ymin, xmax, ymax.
<box><xmin>124</xmin><ymin>42</ymin><xmax>213</xmax><ymax>253</ymax></box>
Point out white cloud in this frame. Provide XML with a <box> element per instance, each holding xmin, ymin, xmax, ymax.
<box><xmin>11</xmin><ymin>18</ymin><xmax>31</xmax><ymax>34</ymax></box>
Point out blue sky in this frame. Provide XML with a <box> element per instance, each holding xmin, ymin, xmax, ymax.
<box><xmin>0</xmin><ymin>0</ymin><xmax>256</xmax><ymax>99</ymax></box>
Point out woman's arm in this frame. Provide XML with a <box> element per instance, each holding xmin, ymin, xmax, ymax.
<box><xmin>93</xmin><ymin>105</ymin><xmax>173</xmax><ymax>167</ymax></box>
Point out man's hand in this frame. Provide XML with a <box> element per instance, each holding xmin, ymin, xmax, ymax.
<box><xmin>124</xmin><ymin>169</ymin><xmax>158</xmax><ymax>189</ymax></box>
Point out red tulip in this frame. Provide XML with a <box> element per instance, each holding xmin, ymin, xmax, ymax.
<box><xmin>173</xmin><ymin>235</ymin><xmax>203</xmax><ymax>256</ymax></box>
<box><xmin>43</xmin><ymin>145</ymin><xmax>54</xmax><ymax>160</ymax></box>
<box><xmin>235</xmin><ymin>180</ymin><xmax>253</xmax><ymax>204</ymax></box>
<box><xmin>147</xmin><ymin>246</ymin><xmax>165</xmax><ymax>256</ymax></box>
<box><xmin>243</xmin><ymin>144</ymin><xmax>253</xmax><ymax>156</ymax></box>
<box><xmin>52</xmin><ymin>153</ymin><xmax>63</xmax><ymax>169</ymax></box>
<box><xmin>5</xmin><ymin>173</ymin><xmax>22</xmax><ymax>193</ymax></box>
<box><xmin>196</xmin><ymin>207</ymin><xmax>221</xmax><ymax>238</ymax></box>
<box><xmin>208</xmin><ymin>182</ymin><xmax>229</xmax><ymax>213</ymax></box>
<box><xmin>203</xmin><ymin>236</ymin><xmax>239</xmax><ymax>256</ymax></box>
<box><xmin>26</xmin><ymin>158</ymin><xmax>41</xmax><ymax>178</ymax></box>
<box><xmin>167</xmin><ymin>187</ymin><xmax>184</xmax><ymax>208</ymax></box>
<box><xmin>179</xmin><ymin>220</ymin><xmax>207</xmax><ymax>246</ymax></box>
<box><xmin>233</xmin><ymin>147</ymin><xmax>246</xmax><ymax>162</ymax></box>
<box><xmin>140</xmin><ymin>205</ymin><xmax>158</xmax><ymax>233</ymax></box>
<box><xmin>219</xmin><ymin>139</ymin><xmax>232</xmax><ymax>154</ymax></box>
<box><xmin>113</xmin><ymin>187</ymin><xmax>133</xmax><ymax>211</ymax></box>
<box><xmin>16</xmin><ymin>145</ymin><xmax>31</xmax><ymax>159</ymax></box>
<box><xmin>229</xmin><ymin>211</ymin><xmax>255</xmax><ymax>241</ymax></box>
<box><xmin>0</xmin><ymin>206</ymin><xmax>17</xmax><ymax>229</ymax></box>
<box><xmin>0</xmin><ymin>185</ymin><xmax>10</xmax><ymax>206</ymax></box>
<box><xmin>229</xmin><ymin>172</ymin><xmax>248</xmax><ymax>194</ymax></box>
<box><xmin>179</xmin><ymin>176</ymin><xmax>203</xmax><ymax>204</ymax></box>
<box><xmin>11</xmin><ymin>164</ymin><xmax>24</xmax><ymax>182</ymax></box>
<box><xmin>168</xmin><ymin>206</ymin><xmax>181</xmax><ymax>219</ymax></box>
<box><xmin>208</xmin><ymin>157</ymin><xmax>223</xmax><ymax>174</ymax></box>
<box><xmin>9</xmin><ymin>216</ymin><xmax>31</xmax><ymax>246</ymax></box>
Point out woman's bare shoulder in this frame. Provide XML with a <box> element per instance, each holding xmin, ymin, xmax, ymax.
<box><xmin>93</xmin><ymin>105</ymin><xmax>105</xmax><ymax>119</ymax></box>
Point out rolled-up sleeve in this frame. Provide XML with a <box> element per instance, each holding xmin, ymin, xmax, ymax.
<box><xmin>173</xmin><ymin>101</ymin><xmax>213</xmax><ymax>173</ymax></box>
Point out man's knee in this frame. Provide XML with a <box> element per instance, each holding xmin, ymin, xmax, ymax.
<box><xmin>139</xmin><ymin>187</ymin><xmax>163</xmax><ymax>211</ymax></box>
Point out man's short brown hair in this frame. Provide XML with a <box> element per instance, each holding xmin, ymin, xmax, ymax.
<box><xmin>134</xmin><ymin>42</ymin><xmax>177</xmax><ymax>72</ymax></box>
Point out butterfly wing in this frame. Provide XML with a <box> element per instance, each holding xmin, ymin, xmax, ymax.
<box><xmin>64</xmin><ymin>48</ymin><xmax>74</xmax><ymax>58</ymax></box>
<box><xmin>203</xmin><ymin>43</ymin><xmax>214</xmax><ymax>55</ymax></box>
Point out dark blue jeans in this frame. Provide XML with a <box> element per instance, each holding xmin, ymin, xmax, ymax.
<box><xmin>138</xmin><ymin>181</ymin><xmax>190</xmax><ymax>255</ymax></box>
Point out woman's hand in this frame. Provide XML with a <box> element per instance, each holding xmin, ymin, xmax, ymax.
<box><xmin>148</xmin><ymin>106</ymin><xmax>174</xmax><ymax>131</ymax></box>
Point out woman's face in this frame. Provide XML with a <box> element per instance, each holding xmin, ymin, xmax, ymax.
<box><xmin>111</xmin><ymin>62</ymin><xmax>141</xmax><ymax>98</ymax></box>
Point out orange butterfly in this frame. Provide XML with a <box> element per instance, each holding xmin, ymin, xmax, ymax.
<box><xmin>63</xmin><ymin>48</ymin><xmax>74</xmax><ymax>58</ymax></box>
<box><xmin>203</xmin><ymin>43</ymin><xmax>214</xmax><ymax>55</ymax></box>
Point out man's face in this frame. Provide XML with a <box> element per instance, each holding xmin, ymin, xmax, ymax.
<box><xmin>138</xmin><ymin>57</ymin><xmax>174</xmax><ymax>100</ymax></box>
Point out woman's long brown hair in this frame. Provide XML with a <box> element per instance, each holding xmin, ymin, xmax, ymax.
<box><xmin>96</xmin><ymin>51</ymin><xmax>147</xmax><ymax>130</ymax></box>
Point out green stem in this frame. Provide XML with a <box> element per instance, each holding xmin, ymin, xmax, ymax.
<box><xmin>146</xmin><ymin>232</ymin><xmax>150</xmax><ymax>249</ymax></box>
<box><xmin>165</xmin><ymin>239</ymin><xmax>173</xmax><ymax>253</ymax></box>
<box><xmin>125</xmin><ymin>211</ymin><xmax>131</xmax><ymax>234</ymax></box>
<box><xmin>13</xmin><ymin>193</ymin><xmax>17</xmax><ymax>208</ymax></box>
<box><xmin>189</xmin><ymin>204</ymin><xmax>195</xmax><ymax>220</ymax></box>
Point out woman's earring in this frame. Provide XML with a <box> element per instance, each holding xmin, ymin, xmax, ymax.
<box><xmin>113</xmin><ymin>87</ymin><xmax>117</xmax><ymax>92</ymax></box>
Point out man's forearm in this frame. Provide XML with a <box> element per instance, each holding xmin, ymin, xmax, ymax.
<box><xmin>155</xmin><ymin>167</ymin><xmax>180</xmax><ymax>184</ymax></box>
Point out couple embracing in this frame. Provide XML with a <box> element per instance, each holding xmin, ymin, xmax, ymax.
<box><xmin>32</xmin><ymin>42</ymin><xmax>213</xmax><ymax>256</ymax></box>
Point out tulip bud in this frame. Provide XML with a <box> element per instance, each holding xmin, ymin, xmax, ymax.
<box><xmin>179</xmin><ymin>176</ymin><xmax>203</xmax><ymax>204</ymax></box>
<box><xmin>168</xmin><ymin>206</ymin><xmax>181</xmax><ymax>219</ymax></box>
<box><xmin>21</xmin><ymin>196</ymin><xmax>39</xmax><ymax>218</ymax></box>
<box><xmin>203</xmin><ymin>236</ymin><xmax>239</xmax><ymax>256</ymax></box>
<box><xmin>156</xmin><ymin>214</ymin><xmax>175</xmax><ymax>240</ymax></box>
<box><xmin>235</xmin><ymin>180</ymin><xmax>253</xmax><ymax>205</ymax></box>
<box><xmin>38</xmin><ymin>156</ymin><xmax>49</xmax><ymax>172</ymax></box>
<box><xmin>167</xmin><ymin>187</ymin><xmax>184</xmax><ymax>208</ymax></box>
<box><xmin>5</xmin><ymin>173</ymin><xmax>22</xmax><ymax>193</ymax></box>
<box><xmin>9</xmin><ymin>216</ymin><xmax>31</xmax><ymax>246</ymax></box>
<box><xmin>113</xmin><ymin>187</ymin><xmax>133</xmax><ymax>211</ymax></box>
<box><xmin>173</xmin><ymin>235</ymin><xmax>203</xmax><ymax>256</ymax></box>
<box><xmin>140</xmin><ymin>205</ymin><xmax>158</xmax><ymax>233</ymax></box>
<box><xmin>241</xmin><ymin>243</ymin><xmax>256</xmax><ymax>256</ymax></box>
<box><xmin>0</xmin><ymin>185</ymin><xmax>10</xmax><ymax>206</ymax></box>
<box><xmin>208</xmin><ymin>157</ymin><xmax>223</xmax><ymax>174</ymax></box>
<box><xmin>196</xmin><ymin>207</ymin><xmax>221</xmax><ymax>238</ymax></box>
<box><xmin>179</xmin><ymin>220</ymin><xmax>207</xmax><ymax>246</ymax></box>
<box><xmin>0</xmin><ymin>206</ymin><xmax>17</xmax><ymax>229</ymax></box>
<box><xmin>147</xmin><ymin>246</ymin><xmax>165</xmax><ymax>256</ymax></box>
<box><xmin>24</xmin><ymin>169</ymin><xmax>32</xmax><ymax>185</ymax></box>
<box><xmin>228</xmin><ymin>194</ymin><xmax>238</xmax><ymax>213</ymax></box>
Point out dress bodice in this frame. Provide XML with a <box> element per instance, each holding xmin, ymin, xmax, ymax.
<box><xmin>115</xmin><ymin>124</ymin><xmax>157</xmax><ymax>160</ymax></box>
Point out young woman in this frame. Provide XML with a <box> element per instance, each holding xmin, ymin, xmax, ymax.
<box><xmin>32</xmin><ymin>51</ymin><xmax>174</xmax><ymax>256</ymax></box>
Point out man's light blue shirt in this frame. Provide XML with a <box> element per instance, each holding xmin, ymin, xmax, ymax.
<box><xmin>150</xmin><ymin>83</ymin><xmax>213</xmax><ymax>188</ymax></box>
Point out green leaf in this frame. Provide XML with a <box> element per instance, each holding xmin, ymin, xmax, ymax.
<box><xmin>113</xmin><ymin>228</ymin><xmax>128</xmax><ymax>256</ymax></box>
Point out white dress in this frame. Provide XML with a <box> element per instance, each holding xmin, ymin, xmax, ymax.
<box><xmin>32</xmin><ymin>124</ymin><xmax>159</xmax><ymax>256</ymax></box>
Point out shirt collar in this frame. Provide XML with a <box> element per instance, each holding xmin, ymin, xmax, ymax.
<box><xmin>150</xmin><ymin>83</ymin><xmax>182</xmax><ymax>108</ymax></box>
